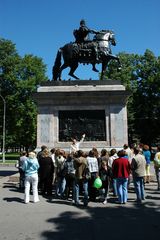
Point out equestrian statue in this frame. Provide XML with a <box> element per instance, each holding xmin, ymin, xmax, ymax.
<box><xmin>52</xmin><ymin>19</ymin><xmax>121</xmax><ymax>81</ymax></box>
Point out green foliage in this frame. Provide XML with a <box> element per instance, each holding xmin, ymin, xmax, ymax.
<box><xmin>105</xmin><ymin>52</ymin><xmax>140</xmax><ymax>90</ymax></box>
<box><xmin>0</xmin><ymin>38</ymin><xmax>48</xmax><ymax>150</ymax></box>
<box><xmin>0</xmin><ymin>152</ymin><xmax>19</xmax><ymax>162</ymax></box>
<box><xmin>104</xmin><ymin>50</ymin><xmax>160</xmax><ymax>145</ymax></box>
<box><xmin>1</xmin><ymin>38</ymin><xmax>159</xmax><ymax>149</ymax></box>
<box><xmin>132</xmin><ymin>50</ymin><xmax>160</xmax><ymax>145</ymax></box>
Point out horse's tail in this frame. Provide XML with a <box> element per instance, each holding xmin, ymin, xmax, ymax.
<box><xmin>52</xmin><ymin>49</ymin><xmax>62</xmax><ymax>81</ymax></box>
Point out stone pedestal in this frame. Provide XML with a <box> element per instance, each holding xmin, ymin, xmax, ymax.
<box><xmin>34</xmin><ymin>80</ymin><xmax>130</xmax><ymax>152</ymax></box>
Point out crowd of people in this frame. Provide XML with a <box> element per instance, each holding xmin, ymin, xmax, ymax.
<box><xmin>18</xmin><ymin>141</ymin><xmax>160</xmax><ymax>206</ymax></box>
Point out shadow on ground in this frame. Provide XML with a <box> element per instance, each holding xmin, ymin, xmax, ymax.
<box><xmin>2</xmin><ymin>179</ymin><xmax>160</xmax><ymax>240</ymax></box>
<box><xmin>0</xmin><ymin>170</ymin><xmax>17</xmax><ymax>177</ymax></box>
<box><xmin>41</xmin><ymin>192</ymin><xmax>160</xmax><ymax>240</ymax></box>
<box><xmin>3</xmin><ymin>197</ymin><xmax>23</xmax><ymax>203</ymax></box>
<box><xmin>41</xmin><ymin>203</ymin><xmax>160</xmax><ymax>240</ymax></box>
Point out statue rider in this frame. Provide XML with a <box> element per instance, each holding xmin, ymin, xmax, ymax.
<box><xmin>73</xmin><ymin>19</ymin><xmax>99</xmax><ymax>72</ymax></box>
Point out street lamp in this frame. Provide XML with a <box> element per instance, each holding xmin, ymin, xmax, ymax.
<box><xmin>0</xmin><ymin>92</ymin><xmax>6</xmax><ymax>163</ymax></box>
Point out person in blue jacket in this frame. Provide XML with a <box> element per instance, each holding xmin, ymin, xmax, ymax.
<box><xmin>143</xmin><ymin>145</ymin><xmax>151</xmax><ymax>183</ymax></box>
<box><xmin>22</xmin><ymin>152</ymin><xmax>40</xmax><ymax>203</ymax></box>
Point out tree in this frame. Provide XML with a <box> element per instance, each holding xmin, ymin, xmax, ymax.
<box><xmin>0</xmin><ymin>38</ymin><xmax>48</xmax><ymax>151</ymax></box>
<box><xmin>104</xmin><ymin>50</ymin><xmax>160</xmax><ymax>146</ymax></box>
<box><xmin>132</xmin><ymin>50</ymin><xmax>160</xmax><ymax>145</ymax></box>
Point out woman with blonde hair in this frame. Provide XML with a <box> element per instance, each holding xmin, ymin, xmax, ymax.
<box><xmin>22</xmin><ymin>152</ymin><xmax>39</xmax><ymax>203</ymax></box>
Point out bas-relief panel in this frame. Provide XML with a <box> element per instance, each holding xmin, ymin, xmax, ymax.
<box><xmin>58</xmin><ymin>110</ymin><xmax>106</xmax><ymax>141</ymax></box>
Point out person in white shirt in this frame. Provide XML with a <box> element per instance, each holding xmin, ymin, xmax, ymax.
<box><xmin>87</xmin><ymin>150</ymin><xmax>99</xmax><ymax>202</ymax></box>
<box><xmin>69</xmin><ymin>134</ymin><xmax>85</xmax><ymax>153</ymax></box>
<box><xmin>123</xmin><ymin>144</ymin><xmax>133</xmax><ymax>162</ymax></box>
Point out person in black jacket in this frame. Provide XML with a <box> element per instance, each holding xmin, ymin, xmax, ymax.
<box><xmin>99</xmin><ymin>160</ymin><xmax>109</xmax><ymax>204</ymax></box>
<box><xmin>63</xmin><ymin>153</ymin><xmax>76</xmax><ymax>200</ymax></box>
<box><xmin>38</xmin><ymin>148</ymin><xmax>54</xmax><ymax>196</ymax></box>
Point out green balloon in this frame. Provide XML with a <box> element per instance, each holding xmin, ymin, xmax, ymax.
<box><xmin>93</xmin><ymin>177</ymin><xmax>102</xmax><ymax>189</ymax></box>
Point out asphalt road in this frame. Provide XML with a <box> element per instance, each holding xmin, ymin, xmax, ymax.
<box><xmin>0</xmin><ymin>165</ymin><xmax>160</xmax><ymax>240</ymax></box>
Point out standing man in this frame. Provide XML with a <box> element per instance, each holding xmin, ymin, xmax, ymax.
<box><xmin>69</xmin><ymin>134</ymin><xmax>85</xmax><ymax>153</ymax></box>
<box><xmin>18</xmin><ymin>151</ymin><xmax>28</xmax><ymax>189</ymax></box>
<box><xmin>131</xmin><ymin>147</ymin><xmax>146</xmax><ymax>203</ymax></box>
<box><xmin>73</xmin><ymin>150</ymin><xmax>89</xmax><ymax>206</ymax></box>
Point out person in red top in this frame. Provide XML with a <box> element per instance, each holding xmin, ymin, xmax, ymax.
<box><xmin>112</xmin><ymin>150</ymin><xmax>131</xmax><ymax>204</ymax></box>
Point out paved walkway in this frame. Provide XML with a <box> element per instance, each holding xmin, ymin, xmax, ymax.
<box><xmin>0</xmin><ymin>165</ymin><xmax>160</xmax><ymax>240</ymax></box>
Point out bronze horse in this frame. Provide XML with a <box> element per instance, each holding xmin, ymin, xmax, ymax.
<box><xmin>52</xmin><ymin>30</ymin><xmax>121</xmax><ymax>80</ymax></box>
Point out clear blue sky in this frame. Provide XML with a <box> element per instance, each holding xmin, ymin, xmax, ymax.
<box><xmin>0</xmin><ymin>0</ymin><xmax>160</xmax><ymax>80</ymax></box>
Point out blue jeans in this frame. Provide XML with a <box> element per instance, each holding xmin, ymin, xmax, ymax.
<box><xmin>133</xmin><ymin>176</ymin><xmax>145</xmax><ymax>201</ymax></box>
<box><xmin>74</xmin><ymin>179</ymin><xmax>88</xmax><ymax>206</ymax></box>
<box><xmin>113</xmin><ymin>178</ymin><xmax>118</xmax><ymax>196</ymax></box>
<box><xmin>117</xmin><ymin>178</ymin><xmax>128</xmax><ymax>203</ymax></box>
<box><xmin>56</xmin><ymin>176</ymin><xmax>66</xmax><ymax>197</ymax></box>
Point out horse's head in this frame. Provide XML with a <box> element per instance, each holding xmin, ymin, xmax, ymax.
<box><xmin>94</xmin><ymin>30</ymin><xmax>116</xmax><ymax>46</ymax></box>
<box><xmin>108</xmin><ymin>31</ymin><xmax>116</xmax><ymax>46</ymax></box>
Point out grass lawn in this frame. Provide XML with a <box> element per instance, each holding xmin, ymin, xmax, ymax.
<box><xmin>0</xmin><ymin>160</ymin><xmax>17</xmax><ymax>164</ymax></box>
<box><xmin>0</xmin><ymin>152</ymin><xmax>19</xmax><ymax>163</ymax></box>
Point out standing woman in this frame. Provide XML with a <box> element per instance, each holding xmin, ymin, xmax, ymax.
<box><xmin>38</xmin><ymin>148</ymin><xmax>54</xmax><ymax>196</ymax></box>
<box><xmin>22</xmin><ymin>152</ymin><xmax>40</xmax><ymax>204</ymax></box>
<box><xmin>112</xmin><ymin>150</ymin><xmax>131</xmax><ymax>204</ymax></box>
<box><xmin>143</xmin><ymin>145</ymin><xmax>151</xmax><ymax>183</ymax></box>
<box><xmin>98</xmin><ymin>148</ymin><xmax>109</xmax><ymax>168</ymax></box>
<box><xmin>87</xmin><ymin>150</ymin><xmax>99</xmax><ymax>202</ymax></box>
<box><xmin>99</xmin><ymin>160</ymin><xmax>109</xmax><ymax>204</ymax></box>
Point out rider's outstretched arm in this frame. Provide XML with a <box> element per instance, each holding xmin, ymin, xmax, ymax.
<box><xmin>90</xmin><ymin>29</ymin><xmax>99</xmax><ymax>34</ymax></box>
